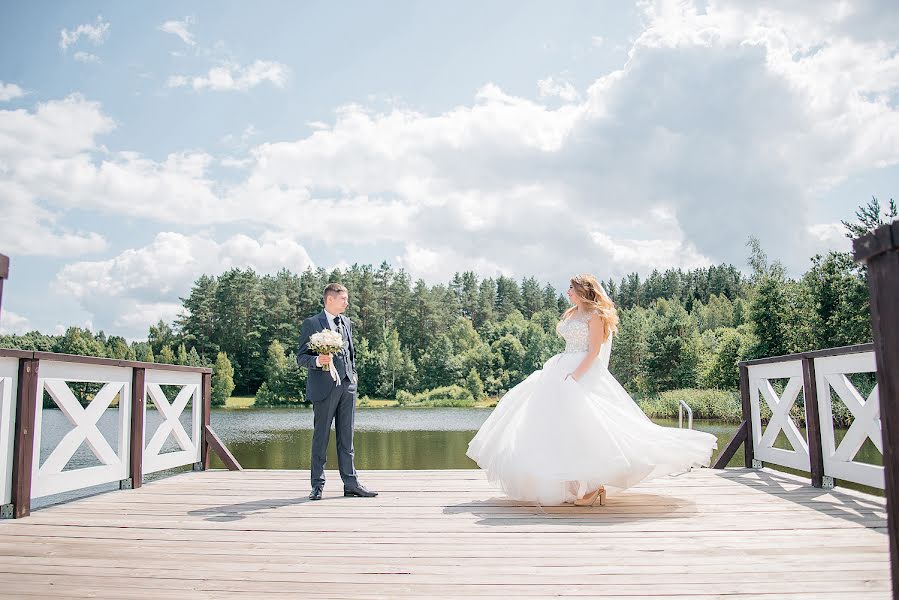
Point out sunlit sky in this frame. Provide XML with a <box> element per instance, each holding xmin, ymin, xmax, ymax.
<box><xmin>1</xmin><ymin>1</ymin><xmax>897</xmax><ymax>339</ymax></box>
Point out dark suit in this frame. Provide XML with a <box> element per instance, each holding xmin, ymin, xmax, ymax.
<box><xmin>297</xmin><ymin>311</ymin><xmax>359</xmax><ymax>489</ymax></box>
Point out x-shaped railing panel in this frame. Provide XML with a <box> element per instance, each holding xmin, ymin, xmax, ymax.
<box><xmin>144</xmin><ymin>383</ymin><xmax>195</xmax><ymax>457</ymax></box>
<box><xmin>815</xmin><ymin>352</ymin><xmax>882</xmax><ymax>488</ymax></box>
<box><xmin>749</xmin><ymin>360</ymin><xmax>811</xmax><ymax>471</ymax></box>
<box><xmin>30</xmin><ymin>361</ymin><xmax>131</xmax><ymax>499</ymax></box>
<box><xmin>39</xmin><ymin>379</ymin><xmax>121</xmax><ymax>474</ymax></box>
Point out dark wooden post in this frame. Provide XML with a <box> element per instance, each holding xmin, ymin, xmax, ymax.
<box><xmin>740</xmin><ymin>364</ymin><xmax>755</xmax><ymax>468</ymax></box>
<box><xmin>802</xmin><ymin>357</ymin><xmax>826</xmax><ymax>488</ymax></box>
<box><xmin>853</xmin><ymin>221</ymin><xmax>899</xmax><ymax>599</ymax></box>
<box><xmin>127</xmin><ymin>368</ymin><xmax>146</xmax><ymax>490</ymax></box>
<box><xmin>712</xmin><ymin>363</ymin><xmax>754</xmax><ymax>469</ymax></box>
<box><xmin>0</xmin><ymin>253</ymin><xmax>8</xmax><ymax>318</ymax></box>
<box><xmin>201</xmin><ymin>372</ymin><xmax>212</xmax><ymax>470</ymax></box>
<box><xmin>11</xmin><ymin>358</ymin><xmax>38</xmax><ymax>518</ymax></box>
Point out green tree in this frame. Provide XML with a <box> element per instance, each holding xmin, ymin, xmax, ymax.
<box><xmin>801</xmin><ymin>252</ymin><xmax>871</xmax><ymax>348</ymax></box>
<box><xmin>643</xmin><ymin>299</ymin><xmax>700</xmax><ymax>393</ymax></box>
<box><xmin>842</xmin><ymin>196</ymin><xmax>897</xmax><ymax>239</ymax></box>
<box><xmin>464</xmin><ymin>368</ymin><xmax>486</xmax><ymax>401</ymax></box>
<box><xmin>212</xmin><ymin>352</ymin><xmax>235</xmax><ymax>407</ymax></box>
<box><xmin>158</xmin><ymin>345</ymin><xmax>176</xmax><ymax>365</ymax></box>
<box><xmin>609</xmin><ymin>307</ymin><xmax>651</xmax><ymax>394</ymax></box>
<box><xmin>176</xmin><ymin>343</ymin><xmax>189</xmax><ymax>366</ymax></box>
<box><xmin>700</xmin><ymin>327</ymin><xmax>748</xmax><ymax>390</ymax></box>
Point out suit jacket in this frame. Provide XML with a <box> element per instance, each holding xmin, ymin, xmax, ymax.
<box><xmin>297</xmin><ymin>311</ymin><xmax>358</xmax><ymax>402</ymax></box>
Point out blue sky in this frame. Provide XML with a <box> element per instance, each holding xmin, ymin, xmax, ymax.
<box><xmin>1</xmin><ymin>1</ymin><xmax>897</xmax><ymax>339</ymax></box>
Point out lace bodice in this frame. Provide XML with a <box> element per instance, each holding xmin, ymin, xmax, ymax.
<box><xmin>556</xmin><ymin>311</ymin><xmax>593</xmax><ymax>353</ymax></box>
<box><xmin>555</xmin><ymin>311</ymin><xmax>613</xmax><ymax>368</ymax></box>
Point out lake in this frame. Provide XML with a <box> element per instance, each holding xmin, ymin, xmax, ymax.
<box><xmin>30</xmin><ymin>406</ymin><xmax>881</xmax><ymax>508</ymax></box>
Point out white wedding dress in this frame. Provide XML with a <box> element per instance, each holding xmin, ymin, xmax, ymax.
<box><xmin>467</xmin><ymin>310</ymin><xmax>718</xmax><ymax>505</ymax></box>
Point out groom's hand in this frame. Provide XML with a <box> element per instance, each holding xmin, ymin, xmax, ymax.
<box><xmin>317</xmin><ymin>354</ymin><xmax>332</xmax><ymax>366</ymax></box>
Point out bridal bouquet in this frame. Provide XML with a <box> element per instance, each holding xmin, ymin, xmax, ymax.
<box><xmin>308</xmin><ymin>329</ymin><xmax>345</xmax><ymax>384</ymax></box>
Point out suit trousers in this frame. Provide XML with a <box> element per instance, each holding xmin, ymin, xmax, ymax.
<box><xmin>310</xmin><ymin>374</ymin><xmax>358</xmax><ymax>488</ymax></box>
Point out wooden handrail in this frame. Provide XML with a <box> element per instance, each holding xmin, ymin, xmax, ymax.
<box><xmin>739</xmin><ymin>343</ymin><xmax>874</xmax><ymax>367</ymax></box>
<box><xmin>853</xmin><ymin>220</ymin><xmax>899</xmax><ymax>600</ymax></box>
<box><xmin>0</xmin><ymin>253</ymin><xmax>8</xmax><ymax>319</ymax></box>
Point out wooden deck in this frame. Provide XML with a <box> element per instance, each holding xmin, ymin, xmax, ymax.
<box><xmin>0</xmin><ymin>468</ymin><xmax>890</xmax><ymax>599</ymax></box>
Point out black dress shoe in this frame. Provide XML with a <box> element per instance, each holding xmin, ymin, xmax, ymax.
<box><xmin>344</xmin><ymin>483</ymin><xmax>378</xmax><ymax>497</ymax></box>
<box><xmin>309</xmin><ymin>486</ymin><xmax>323</xmax><ymax>501</ymax></box>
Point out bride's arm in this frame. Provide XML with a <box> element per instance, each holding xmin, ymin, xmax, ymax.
<box><xmin>568</xmin><ymin>315</ymin><xmax>606</xmax><ymax>381</ymax></box>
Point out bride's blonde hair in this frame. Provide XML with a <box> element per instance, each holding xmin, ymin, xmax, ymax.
<box><xmin>562</xmin><ymin>273</ymin><xmax>619</xmax><ymax>339</ymax></box>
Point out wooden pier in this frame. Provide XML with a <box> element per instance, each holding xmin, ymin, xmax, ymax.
<box><xmin>0</xmin><ymin>468</ymin><xmax>889</xmax><ymax>598</ymax></box>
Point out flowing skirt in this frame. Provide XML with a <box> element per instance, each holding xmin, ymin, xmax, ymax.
<box><xmin>466</xmin><ymin>351</ymin><xmax>718</xmax><ymax>505</ymax></box>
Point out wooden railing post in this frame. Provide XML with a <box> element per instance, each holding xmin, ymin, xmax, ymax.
<box><xmin>740</xmin><ymin>364</ymin><xmax>755</xmax><ymax>468</ymax></box>
<box><xmin>11</xmin><ymin>358</ymin><xmax>38</xmax><ymax>518</ymax></box>
<box><xmin>712</xmin><ymin>363</ymin><xmax>754</xmax><ymax>470</ymax></box>
<box><xmin>802</xmin><ymin>356</ymin><xmax>826</xmax><ymax>488</ymax></box>
<box><xmin>854</xmin><ymin>221</ymin><xmax>899</xmax><ymax>600</ymax></box>
<box><xmin>127</xmin><ymin>368</ymin><xmax>145</xmax><ymax>490</ymax></box>
<box><xmin>0</xmin><ymin>253</ymin><xmax>8</xmax><ymax>318</ymax></box>
<box><xmin>201</xmin><ymin>372</ymin><xmax>211</xmax><ymax>470</ymax></box>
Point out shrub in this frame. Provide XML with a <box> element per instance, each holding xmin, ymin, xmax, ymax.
<box><xmin>397</xmin><ymin>385</ymin><xmax>476</xmax><ymax>407</ymax></box>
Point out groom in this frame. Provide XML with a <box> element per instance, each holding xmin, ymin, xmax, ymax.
<box><xmin>297</xmin><ymin>283</ymin><xmax>377</xmax><ymax>501</ymax></box>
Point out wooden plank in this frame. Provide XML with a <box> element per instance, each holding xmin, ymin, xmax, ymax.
<box><xmin>0</xmin><ymin>253</ymin><xmax>7</xmax><ymax>319</ymax></box>
<box><xmin>31</xmin><ymin>351</ymin><xmax>211</xmax><ymax>374</ymax></box>
<box><xmin>204</xmin><ymin>424</ymin><xmax>242</xmax><ymax>471</ymax></box>
<box><xmin>0</xmin><ymin>349</ymin><xmax>33</xmax><ymax>359</ymax></box>
<box><xmin>855</xmin><ymin>222</ymin><xmax>899</xmax><ymax>600</ymax></box>
<box><xmin>713</xmin><ymin>420</ymin><xmax>748</xmax><ymax>469</ymax></box>
<box><xmin>11</xmin><ymin>358</ymin><xmax>38</xmax><ymax>518</ymax></box>
<box><xmin>0</xmin><ymin>468</ymin><xmax>891</xmax><ymax>597</ymax></box>
<box><xmin>740</xmin><ymin>344</ymin><xmax>875</xmax><ymax>367</ymax></box>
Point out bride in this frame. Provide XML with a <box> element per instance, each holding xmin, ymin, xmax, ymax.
<box><xmin>467</xmin><ymin>273</ymin><xmax>718</xmax><ymax>506</ymax></box>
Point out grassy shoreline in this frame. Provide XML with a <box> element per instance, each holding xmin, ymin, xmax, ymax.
<box><xmin>226</xmin><ymin>388</ymin><xmax>748</xmax><ymax>420</ymax></box>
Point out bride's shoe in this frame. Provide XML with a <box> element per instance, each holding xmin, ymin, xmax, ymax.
<box><xmin>574</xmin><ymin>486</ymin><xmax>606</xmax><ymax>506</ymax></box>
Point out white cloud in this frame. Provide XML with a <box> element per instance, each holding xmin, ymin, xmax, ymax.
<box><xmin>0</xmin><ymin>310</ymin><xmax>32</xmax><ymax>335</ymax></box>
<box><xmin>55</xmin><ymin>232</ymin><xmax>315</xmax><ymax>336</ymax></box>
<box><xmin>590</xmin><ymin>231</ymin><xmax>712</xmax><ymax>272</ymax></box>
<box><xmin>73</xmin><ymin>51</ymin><xmax>100</xmax><ymax>64</ymax></box>
<box><xmin>808</xmin><ymin>222</ymin><xmax>852</xmax><ymax>253</ymax></box>
<box><xmin>0</xmin><ymin>94</ymin><xmax>113</xmax><ymax>256</ymax></box>
<box><xmin>0</xmin><ymin>82</ymin><xmax>25</xmax><ymax>102</ymax></box>
<box><xmin>591</xmin><ymin>36</ymin><xmax>605</xmax><ymax>47</ymax></box>
<box><xmin>59</xmin><ymin>16</ymin><xmax>110</xmax><ymax>51</ymax></box>
<box><xmin>168</xmin><ymin>60</ymin><xmax>289</xmax><ymax>92</ymax></box>
<box><xmin>6</xmin><ymin>0</ymin><xmax>898</xmax><ymax>310</ymax></box>
<box><xmin>397</xmin><ymin>243</ymin><xmax>512</xmax><ymax>284</ymax></box>
<box><xmin>159</xmin><ymin>17</ymin><xmax>196</xmax><ymax>46</ymax></box>
<box><xmin>537</xmin><ymin>77</ymin><xmax>582</xmax><ymax>102</ymax></box>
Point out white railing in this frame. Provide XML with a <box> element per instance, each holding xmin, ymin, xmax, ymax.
<box><xmin>743</xmin><ymin>344</ymin><xmax>881</xmax><ymax>489</ymax></box>
<box><xmin>0</xmin><ymin>356</ymin><xmax>19</xmax><ymax>508</ymax></box>
<box><xmin>748</xmin><ymin>359</ymin><xmax>810</xmax><ymax>472</ymax></box>
<box><xmin>0</xmin><ymin>349</ymin><xmax>228</xmax><ymax>518</ymax></box>
<box><xmin>31</xmin><ymin>360</ymin><xmax>132</xmax><ymax>499</ymax></box>
<box><xmin>815</xmin><ymin>352</ymin><xmax>882</xmax><ymax>489</ymax></box>
<box><xmin>142</xmin><ymin>369</ymin><xmax>202</xmax><ymax>475</ymax></box>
